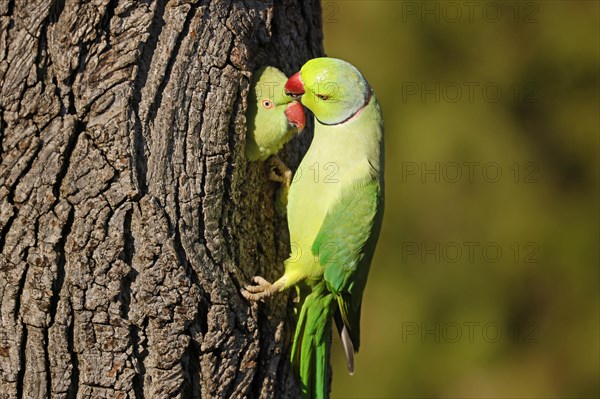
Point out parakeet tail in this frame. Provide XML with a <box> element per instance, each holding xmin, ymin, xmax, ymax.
<box><xmin>334</xmin><ymin>311</ymin><xmax>355</xmax><ymax>375</ymax></box>
<box><xmin>291</xmin><ymin>282</ymin><xmax>335</xmax><ymax>399</ymax></box>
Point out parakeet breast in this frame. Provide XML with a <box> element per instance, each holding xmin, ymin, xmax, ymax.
<box><xmin>285</xmin><ymin>95</ymin><xmax>383</xmax><ymax>280</ymax></box>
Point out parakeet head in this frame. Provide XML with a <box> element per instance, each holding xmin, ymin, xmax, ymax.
<box><xmin>284</xmin><ymin>58</ymin><xmax>371</xmax><ymax>125</ymax></box>
<box><xmin>246</xmin><ymin>66</ymin><xmax>306</xmax><ymax>161</ymax></box>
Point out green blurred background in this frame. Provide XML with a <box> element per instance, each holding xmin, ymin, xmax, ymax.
<box><xmin>320</xmin><ymin>1</ymin><xmax>599</xmax><ymax>398</ymax></box>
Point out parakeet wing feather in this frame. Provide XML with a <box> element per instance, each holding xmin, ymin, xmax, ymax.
<box><xmin>312</xmin><ymin>174</ymin><xmax>383</xmax><ymax>352</ymax></box>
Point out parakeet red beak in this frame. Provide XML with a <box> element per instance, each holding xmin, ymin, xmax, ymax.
<box><xmin>285</xmin><ymin>101</ymin><xmax>306</xmax><ymax>132</ymax></box>
<box><xmin>284</xmin><ymin>72</ymin><xmax>305</xmax><ymax>96</ymax></box>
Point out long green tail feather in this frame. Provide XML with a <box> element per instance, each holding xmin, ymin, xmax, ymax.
<box><xmin>291</xmin><ymin>282</ymin><xmax>334</xmax><ymax>399</ymax></box>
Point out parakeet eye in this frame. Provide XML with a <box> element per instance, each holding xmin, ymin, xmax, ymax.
<box><xmin>316</xmin><ymin>94</ymin><xmax>330</xmax><ymax>101</ymax></box>
<box><xmin>262</xmin><ymin>99</ymin><xmax>274</xmax><ymax>109</ymax></box>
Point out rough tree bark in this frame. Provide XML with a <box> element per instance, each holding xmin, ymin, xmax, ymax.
<box><xmin>0</xmin><ymin>1</ymin><xmax>323</xmax><ymax>397</ymax></box>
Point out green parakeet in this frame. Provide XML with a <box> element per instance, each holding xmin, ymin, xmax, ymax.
<box><xmin>246</xmin><ymin>66</ymin><xmax>306</xmax><ymax>189</ymax></box>
<box><xmin>242</xmin><ymin>58</ymin><xmax>384</xmax><ymax>399</ymax></box>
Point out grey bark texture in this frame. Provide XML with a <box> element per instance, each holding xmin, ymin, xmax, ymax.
<box><xmin>0</xmin><ymin>0</ymin><xmax>323</xmax><ymax>398</ymax></box>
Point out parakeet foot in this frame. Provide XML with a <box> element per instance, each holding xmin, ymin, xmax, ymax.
<box><xmin>267</xmin><ymin>155</ymin><xmax>292</xmax><ymax>189</ymax></box>
<box><xmin>242</xmin><ymin>276</ymin><xmax>284</xmax><ymax>301</ymax></box>
<box><xmin>267</xmin><ymin>156</ymin><xmax>292</xmax><ymax>214</ymax></box>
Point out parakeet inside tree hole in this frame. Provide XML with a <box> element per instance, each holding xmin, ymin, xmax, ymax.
<box><xmin>242</xmin><ymin>58</ymin><xmax>384</xmax><ymax>399</ymax></box>
<box><xmin>245</xmin><ymin>66</ymin><xmax>306</xmax><ymax>192</ymax></box>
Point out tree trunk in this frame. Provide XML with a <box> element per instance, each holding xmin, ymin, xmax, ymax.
<box><xmin>0</xmin><ymin>1</ymin><xmax>323</xmax><ymax>397</ymax></box>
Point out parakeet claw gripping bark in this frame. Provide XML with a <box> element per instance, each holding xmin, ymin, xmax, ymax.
<box><xmin>241</xmin><ymin>276</ymin><xmax>285</xmax><ymax>301</ymax></box>
<box><xmin>267</xmin><ymin>155</ymin><xmax>292</xmax><ymax>188</ymax></box>
<box><xmin>267</xmin><ymin>155</ymin><xmax>293</xmax><ymax>214</ymax></box>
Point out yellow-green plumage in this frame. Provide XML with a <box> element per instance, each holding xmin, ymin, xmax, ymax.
<box><xmin>242</xmin><ymin>58</ymin><xmax>384</xmax><ymax>399</ymax></box>
<box><xmin>284</xmin><ymin>58</ymin><xmax>384</xmax><ymax>399</ymax></box>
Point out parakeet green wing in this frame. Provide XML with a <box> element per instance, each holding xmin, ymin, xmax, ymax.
<box><xmin>312</xmin><ymin>173</ymin><xmax>383</xmax><ymax>352</ymax></box>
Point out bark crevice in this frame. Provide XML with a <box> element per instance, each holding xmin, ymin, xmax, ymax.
<box><xmin>0</xmin><ymin>210</ymin><xmax>17</xmax><ymax>253</ymax></box>
<box><xmin>48</xmin><ymin>0</ymin><xmax>65</xmax><ymax>25</ymax></box>
<box><xmin>15</xmin><ymin>324</ymin><xmax>27</xmax><ymax>399</ymax></box>
<box><xmin>129</xmin><ymin>0</ymin><xmax>168</xmax><ymax>198</ymax></box>
<box><xmin>43</xmin><ymin>327</ymin><xmax>51</xmax><ymax>399</ymax></box>
<box><xmin>10</xmin><ymin>138</ymin><xmax>43</xmax><ymax>206</ymax></box>
<box><xmin>48</xmin><ymin>204</ymin><xmax>74</xmax><ymax>328</ymax></box>
<box><xmin>66</xmin><ymin>302</ymin><xmax>79</xmax><ymax>399</ymax></box>
<box><xmin>52</xmin><ymin>120</ymin><xmax>84</xmax><ymax>201</ymax></box>
<box><xmin>14</xmin><ymin>260</ymin><xmax>28</xmax><ymax>324</ymax></box>
<box><xmin>146</xmin><ymin>4</ymin><xmax>197</xmax><ymax>128</ymax></box>
<box><xmin>129</xmin><ymin>319</ymin><xmax>147</xmax><ymax>399</ymax></box>
<box><xmin>100</xmin><ymin>0</ymin><xmax>118</xmax><ymax>49</ymax></box>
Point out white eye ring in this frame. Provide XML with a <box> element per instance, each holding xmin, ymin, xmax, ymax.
<box><xmin>262</xmin><ymin>99</ymin><xmax>274</xmax><ymax>109</ymax></box>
